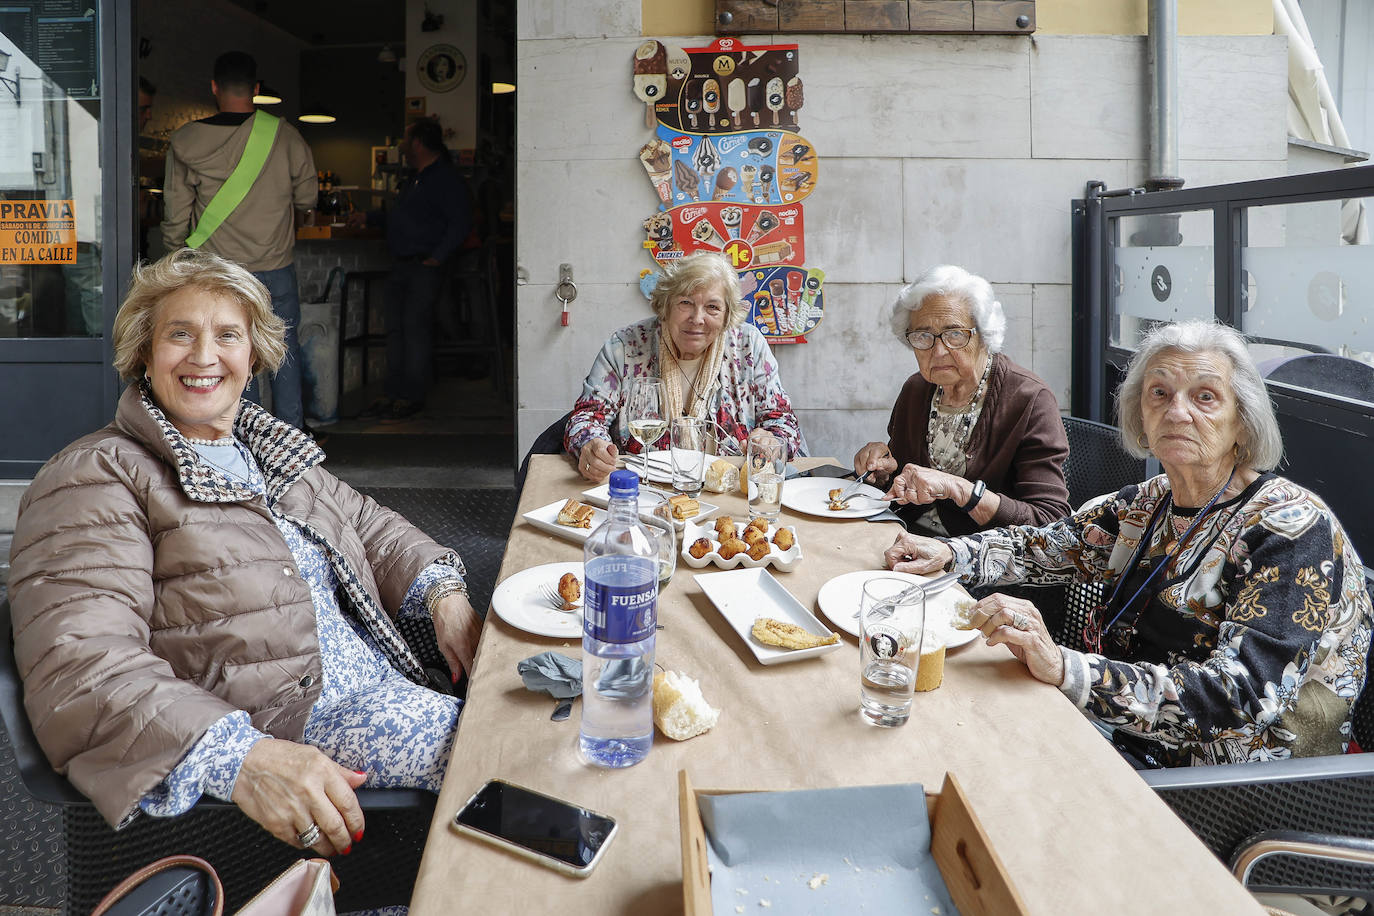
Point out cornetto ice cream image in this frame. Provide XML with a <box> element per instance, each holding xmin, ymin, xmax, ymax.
<box><xmin>720</xmin><ymin>206</ymin><xmax>744</xmax><ymax>239</ymax></box>
<box><xmin>691</xmin><ymin>217</ymin><xmax>726</xmax><ymax>250</ymax></box>
<box><xmin>711</xmin><ymin>166</ymin><xmax>738</xmax><ymax>201</ymax></box>
<box><xmin>745</xmin><ymin>210</ymin><xmax>778</xmax><ymax>245</ymax></box>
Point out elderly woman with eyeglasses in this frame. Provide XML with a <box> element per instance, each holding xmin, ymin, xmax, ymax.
<box><xmin>853</xmin><ymin>265</ymin><xmax>1070</xmax><ymax>536</ymax></box>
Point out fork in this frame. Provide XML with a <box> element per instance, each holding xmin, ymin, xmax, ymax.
<box><xmin>833</xmin><ymin>470</ymin><xmax>877</xmax><ymax>509</ymax></box>
<box><xmin>853</xmin><ymin>570</ymin><xmax>960</xmax><ymax>618</ymax></box>
<box><xmin>539</xmin><ymin>582</ymin><xmax>581</xmax><ymax>613</ymax></box>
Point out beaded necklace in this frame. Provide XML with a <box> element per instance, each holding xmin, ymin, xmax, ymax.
<box><xmin>926</xmin><ymin>354</ymin><xmax>993</xmax><ymax>475</ymax></box>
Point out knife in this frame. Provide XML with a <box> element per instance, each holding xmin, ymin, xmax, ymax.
<box><xmin>854</xmin><ymin>570</ymin><xmax>961</xmax><ymax>618</ymax></box>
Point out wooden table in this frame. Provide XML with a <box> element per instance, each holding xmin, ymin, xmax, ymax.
<box><xmin>410</xmin><ymin>455</ymin><xmax>1263</xmax><ymax>915</ymax></box>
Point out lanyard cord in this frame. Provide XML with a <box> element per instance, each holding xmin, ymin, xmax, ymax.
<box><xmin>1100</xmin><ymin>465</ymin><xmax>1237</xmax><ymax>634</ymax></box>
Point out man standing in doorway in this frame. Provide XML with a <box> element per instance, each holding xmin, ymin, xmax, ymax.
<box><xmin>358</xmin><ymin>117</ymin><xmax>471</xmax><ymax>421</ymax></box>
<box><xmin>161</xmin><ymin>51</ymin><xmax>317</xmax><ymax>429</ymax></box>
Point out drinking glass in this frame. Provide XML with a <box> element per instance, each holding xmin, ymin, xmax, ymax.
<box><xmin>670</xmin><ymin>417</ymin><xmax>707</xmax><ymax>498</ymax></box>
<box><xmin>745</xmin><ymin>434</ymin><xmax>785</xmax><ymax>522</ymax></box>
<box><xmin>625</xmin><ymin>377</ymin><xmax>668</xmax><ymax>481</ymax></box>
<box><xmin>858</xmin><ymin>577</ymin><xmax>926</xmax><ymax>727</ymax></box>
<box><xmin>637</xmin><ymin>490</ymin><xmax>677</xmax><ymax>588</ymax></box>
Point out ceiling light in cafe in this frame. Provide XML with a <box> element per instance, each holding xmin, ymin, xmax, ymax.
<box><xmin>298</xmin><ymin>102</ymin><xmax>336</xmax><ymax>124</ymax></box>
<box><xmin>491</xmin><ymin>82</ymin><xmax>515</xmax><ymax>95</ymax></box>
<box><xmin>377</xmin><ymin>44</ymin><xmax>397</xmax><ymax>64</ymax></box>
<box><xmin>253</xmin><ymin>82</ymin><xmax>282</xmax><ymax>105</ymax></box>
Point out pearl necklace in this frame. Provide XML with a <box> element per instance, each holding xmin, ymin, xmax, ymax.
<box><xmin>926</xmin><ymin>355</ymin><xmax>993</xmax><ymax>474</ymax></box>
<box><xmin>185</xmin><ymin>435</ymin><xmax>236</xmax><ymax>447</ymax></box>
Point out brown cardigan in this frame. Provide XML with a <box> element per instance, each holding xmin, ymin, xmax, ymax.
<box><xmin>886</xmin><ymin>353</ymin><xmax>1070</xmax><ymax>536</ymax></box>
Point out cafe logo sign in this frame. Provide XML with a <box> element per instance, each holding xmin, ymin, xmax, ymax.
<box><xmin>417</xmin><ymin>43</ymin><xmax>466</xmax><ymax>93</ymax></box>
<box><xmin>0</xmin><ymin>199</ymin><xmax>77</xmax><ymax>264</ymax></box>
<box><xmin>1150</xmin><ymin>264</ymin><xmax>1172</xmax><ymax>303</ymax></box>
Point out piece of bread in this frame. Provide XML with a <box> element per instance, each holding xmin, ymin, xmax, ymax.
<box><xmin>915</xmin><ymin>634</ymin><xmax>946</xmax><ymax>692</ymax></box>
<box><xmin>746</xmin><ymin>539</ymin><xmax>770</xmax><ymax>561</ymax></box>
<box><xmin>688</xmin><ymin>537</ymin><xmax>712</xmax><ymax>559</ymax></box>
<box><xmin>703</xmin><ymin>458</ymin><xmax>739</xmax><ymax>494</ymax></box>
<box><xmin>556</xmin><ymin>498</ymin><xmax>594</xmax><ymax>529</ymax></box>
<box><xmin>653</xmin><ymin>670</ymin><xmax>720</xmax><ymax>740</ymax></box>
<box><xmin>751</xmin><ymin>617</ymin><xmax>839</xmax><ymax>650</ymax></box>
<box><xmin>668</xmin><ymin>494</ymin><xmax>699</xmax><ymax>520</ymax></box>
<box><xmin>772</xmin><ymin>527</ymin><xmax>795</xmax><ymax>551</ymax></box>
<box><xmin>556</xmin><ymin>573</ymin><xmax>581</xmax><ymax>610</ymax></box>
<box><xmin>950</xmin><ymin>598</ymin><xmax>978</xmax><ymax>631</ymax></box>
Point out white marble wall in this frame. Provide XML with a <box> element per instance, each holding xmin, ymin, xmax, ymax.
<box><xmin>514</xmin><ymin>24</ymin><xmax>1289</xmax><ymax>460</ymax></box>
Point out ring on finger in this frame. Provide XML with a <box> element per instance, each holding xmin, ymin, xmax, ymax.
<box><xmin>297</xmin><ymin>823</ymin><xmax>322</xmax><ymax>847</ymax></box>
<box><xmin>1010</xmin><ymin>611</ymin><xmax>1032</xmax><ymax>632</ymax></box>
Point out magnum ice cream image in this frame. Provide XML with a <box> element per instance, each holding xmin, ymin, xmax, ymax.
<box><xmin>691</xmin><ymin>217</ymin><xmax>727</xmax><ymax>250</ymax></box>
<box><xmin>758</xmin><ymin>166</ymin><xmax>775</xmax><ymax>203</ymax></box>
<box><xmin>720</xmin><ymin>206</ymin><xmax>744</xmax><ymax>239</ymax></box>
<box><xmin>684</xmin><ymin>77</ymin><xmax>704</xmax><ymax>129</ymax></box>
<box><xmin>785</xmin><ymin>76</ymin><xmax>804</xmax><ymax>116</ymax></box>
<box><xmin>740</xmin><ymin>165</ymin><xmax>758</xmax><ymax>200</ymax></box>
<box><xmin>703</xmin><ymin>78</ymin><xmax>720</xmax><ymax>129</ymax></box>
<box><xmin>638</xmin><ymin>138</ymin><xmax>673</xmax><ymax>206</ymax></box>
<box><xmin>746</xmin><ymin>78</ymin><xmax>763</xmax><ymax>126</ymax></box>
<box><xmin>766</xmin><ymin>77</ymin><xmax>785</xmax><ymax>125</ymax></box>
<box><xmin>665</xmin><ymin>44</ymin><xmax>690</xmax><ymax>83</ymax></box>
<box><xmin>745</xmin><ymin>210</ymin><xmax>779</xmax><ymax>245</ymax></box>
<box><xmin>711</xmin><ymin>166</ymin><xmax>738</xmax><ymax>201</ymax></box>
<box><xmin>673</xmin><ymin>159</ymin><xmax>701</xmax><ymax>202</ymax></box>
<box><xmin>727</xmin><ymin>78</ymin><xmax>746</xmax><ymax>128</ymax></box>
<box><xmin>631</xmin><ymin>41</ymin><xmax>667</xmax><ymax>128</ymax></box>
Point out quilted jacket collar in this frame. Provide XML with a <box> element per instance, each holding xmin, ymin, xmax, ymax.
<box><xmin>116</xmin><ymin>383</ymin><xmax>324</xmax><ymax>503</ymax></box>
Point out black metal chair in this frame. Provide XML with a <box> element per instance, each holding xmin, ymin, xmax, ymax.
<box><xmin>516</xmin><ymin>410</ymin><xmax>573</xmax><ymax>495</ymax></box>
<box><xmin>0</xmin><ymin>599</ymin><xmax>435</xmax><ymax>914</ymax></box>
<box><xmin>1141</xmin><ymin>572</ymin><xmax>1374</xmax><ymax>902</ymax></box>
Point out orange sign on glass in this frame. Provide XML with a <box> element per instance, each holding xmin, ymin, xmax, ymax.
<box><xmin>0</xmin><ymin>200</ymin><xmax>78</xmax><ymax>264</ymax></box>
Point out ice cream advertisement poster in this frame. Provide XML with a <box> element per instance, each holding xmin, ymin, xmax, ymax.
<box><xmin>742</xmin><ymin>265</ymin><xmax>824</xmax><ymax>343</ymax></box>
<box><xmin>639</xmin><ymin>128</ymin><xmax>818</xmax><ymax>209</ymax></box>
<box><xmin>642</xmin><ymin>202</ymin><xmax>804</xmax><ymax>270</ymax></box>
<box><xmin>632</xmin><ymin>37</ymin><xmax>802</xmax><ymax>135</ymax></box>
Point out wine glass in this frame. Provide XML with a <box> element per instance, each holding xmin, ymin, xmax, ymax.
<box><xmin>625</xmin><ymin>377</ymin><xmax>668</xmax><ymax>481</ymax></box>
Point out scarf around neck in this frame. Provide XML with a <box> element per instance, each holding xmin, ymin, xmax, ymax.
<box><xmin>658</xmin><ymin>320</ymin><xmax>727</xmax><ymax>425</ymax></box>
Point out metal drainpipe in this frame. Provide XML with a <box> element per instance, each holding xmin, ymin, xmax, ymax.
<box><xmin>1147</xmin><ymin>0</ymin><xmax>1184</xmax><ymax>192</ymax></box>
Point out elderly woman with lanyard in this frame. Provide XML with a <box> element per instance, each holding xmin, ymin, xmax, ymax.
<box><xmin>853</xmin><ymin>265</ymin><xmax>1070</xmax><ymax>535</ymax></box>
<box><xmin>566</xmin><ymin>251</ymin><xmax>806</xmax><ymax>481</ymax></box>
<box><xmin>886</xmin><ymin>320</ymin><xmax>1372</xmax><ymax>766</ymax></box>
<box><xmin>10</xmin><ymin>248</ymin><xmax>481</xmax><ymax>854</ymax></box>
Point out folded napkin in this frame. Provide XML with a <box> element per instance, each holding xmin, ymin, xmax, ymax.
<box><xmin>517</xmin><ymin>651</ymin><xmax>583</xmax><ymax>699</ymax></box>
<box><xmin>698</xmin><ymin>783</ymin><xmax>959</xmax><ymax>915</ymax></box>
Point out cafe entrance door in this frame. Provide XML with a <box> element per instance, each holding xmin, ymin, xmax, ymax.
<box><xmin>0</xmin><ymin>0</ymin><xmax>137</xmax><ymax>478</ymax></box>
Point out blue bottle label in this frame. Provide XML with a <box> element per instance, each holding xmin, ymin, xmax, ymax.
<box><xmin>585</xmin><ymin>556</ymin><xmax>657</xmax><ymax>644</ymax></box>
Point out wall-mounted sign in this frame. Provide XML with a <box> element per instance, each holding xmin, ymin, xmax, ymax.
<box><xmin>0</xmin><ymin>3</ymin><xmax>100</xmax><ymax>99</ymax></box>
<box><xmin>0</xmin><ymin>199</ymin><xmax>77</xmax><ymax>264</ymax></box>
<box><xmin>416</xmin><ymin>44</ymin><xmax>466</xmax><ymax>93</ymax></box>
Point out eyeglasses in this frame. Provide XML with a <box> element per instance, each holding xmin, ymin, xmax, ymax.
<box><xmin>905</xmin><ymin>327</ymin><xmax>977</xmax><ymax>351</ymax></box>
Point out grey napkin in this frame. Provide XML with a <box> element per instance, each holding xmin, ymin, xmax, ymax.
<box><xmin>698</xmin><ymin>783</ymin><xmax>960</xmax><ymax>915</ymax></box>
<box><xmin>516</xmin><ymin>651</ymin><xmax>583</xmax><ymax>699</ymax></box>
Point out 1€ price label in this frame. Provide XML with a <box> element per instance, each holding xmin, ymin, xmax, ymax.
<box><xmin>722</xmin><ymin>239</ymin><xmax>754</xmax><ymax>270</ymax></box>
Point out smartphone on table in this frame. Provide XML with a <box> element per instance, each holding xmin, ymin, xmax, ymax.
<box><xmin>451</xmin><ymin>779</ymin><xmax>618</xmax><ymax>878</ymax></box>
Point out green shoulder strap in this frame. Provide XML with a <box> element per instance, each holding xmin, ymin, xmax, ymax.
<box><xmin>185</xmin><ymin>110</ymin><xmax>282</xmax><ymax>249</ymax></box>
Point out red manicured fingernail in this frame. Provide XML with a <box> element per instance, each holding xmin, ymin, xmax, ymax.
<box><xmin>353</xmin><ymin>829</ymin><xmax>364</xmax><ymax>842</ymax></box>
<box><xmin>451</xmin><ymin>671</ymin><xmax>460</xmax><ymax>684</ymax></box>
<box><xmin>342</xmin><ymin>845</ymin><xmax>351</xmax><ymax>855</ymax></box>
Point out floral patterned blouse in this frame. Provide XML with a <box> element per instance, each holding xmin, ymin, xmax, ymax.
<box><xmin>948</xmin><ymin>473</ymin><xmax>1373</xmax><ymax>766</ymax></box>
<box><xmin>563</xmin><ymin>317</ymin><xmax>807</xmax><ymax>459</ymax></box>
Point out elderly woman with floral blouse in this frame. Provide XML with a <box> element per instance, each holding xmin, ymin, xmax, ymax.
<box><xmin>565</xmin><ymin>251</ymin><xmax>806</xmax><ymax>481</ymax></box>
<box><xmin>887</xmin><ymin>320</ymin><xmax>1372</xmax><ymax>766</ymax></box>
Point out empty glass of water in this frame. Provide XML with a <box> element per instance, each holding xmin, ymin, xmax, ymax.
<box><xmin>746</xmin><ymin>433</ymin><xmax>784</xmax><ymax>522</ymax></box>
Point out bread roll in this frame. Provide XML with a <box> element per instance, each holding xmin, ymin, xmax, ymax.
<box><xmin>653</xmin><ymin>670</ymin><xmax>720</xmax><ymax>740</ymax></box>
<box><xmin>915</xmin><ymin>633</ymin><xmax>946</xmax><ymax>692</ymax></box>
<box><xmin>704</xmin><ymin>458</ymin><xmax>738</xmax><ymax>493</ymax></box>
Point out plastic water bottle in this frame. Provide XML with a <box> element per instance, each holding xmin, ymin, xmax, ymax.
<box><xmin>579</xmin><ymin>469</ymin><xmax>660</xmax><ymax>768</ymax></box>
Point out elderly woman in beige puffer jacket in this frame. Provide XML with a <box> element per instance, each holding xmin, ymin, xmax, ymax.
<box><xmin>9</xmin><ymin>248</ymin><xmax>482</xmax><ymax>857</ymax></box>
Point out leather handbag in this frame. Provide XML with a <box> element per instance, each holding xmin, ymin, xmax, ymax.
<box><xmin>90</xmin><ymin>854</ymin><xmax>223</xmax><ymax>916</ymax></box>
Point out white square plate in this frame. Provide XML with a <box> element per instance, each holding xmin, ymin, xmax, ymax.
<box><xmin>520</xmin><ymin>499</ymin><xmax>607</xmax><ymax>544</ymax></box>
<box><xmin>695</xmin><ymin>567</ymin><xmax>841</xmax><ymax>665</ymax></box>
<box><xmin>579</xmin><ymin>484</ymin><xmax>720</xmax><ymax>530</ymax></box>
<box><xmin>679</xmin><ymin>519</ymin><xmax>802</xmax><ymax>571</ymax></box>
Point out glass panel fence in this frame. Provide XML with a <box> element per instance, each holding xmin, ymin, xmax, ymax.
<box><xmin>0</xmin><ymin>4</ymin><xmax>103</xmax><ymax>338</ymax></box>
<box><xmin>1108</xmin><ymin>209</ymin><xmax>1216</xmax><ymax>351</ymax></box>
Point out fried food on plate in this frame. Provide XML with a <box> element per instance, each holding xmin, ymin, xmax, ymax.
<box><xmin>688</xmin><ymin>537</ymin><xmax>713</xmax><ymax>559</ymax></box>
<box><xmin>751</xmin><ymin>617</ymin><xmax>838</xmax><ymax>650</ymax></box>
<box><xmin>745</xmin><ymin>516</ymin><xmax>769</xmax><ymax>534</ymax></box>
<box><xmin>713</xmin><ymin>516</ymin><xmax>736</xmax><ymax>538</ymax></box>
<box><xmin>718</xmin><ymin>538</ymin><xmax>748</xmax><ymax>560</ymax></box>
<box><xmin>742</xmin><ymin>525</ymin><xmax>767</xmax><ymax>546</ymax></box>
<box><xmin>668</xmin><ymin>494</ymin><xmax>700</xmax><ymax>520</ymax></box>
<box><xmin>772</xmin><ymin>527</ymin><xmax>795</xmax><ymax>550</ymax></box>
<box><xmin>746</xmin><ymin>539</ymin><xmax>770</xmax><ymax>561</ymax></box>
<box><xmin>556</xmin><ymin>498</ymin><xmax>595</xmax><ymax>529</ymax></box>
<box><xmin>556</xmin><ymin>572</ymin><xmax>581</xmax><ymax>610</ymax></box>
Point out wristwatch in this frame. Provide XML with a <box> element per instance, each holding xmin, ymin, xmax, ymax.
<box><xmin>959</xmin><ymin>480</ymin><xmax>986</xmax><ymax>513</ymax></box>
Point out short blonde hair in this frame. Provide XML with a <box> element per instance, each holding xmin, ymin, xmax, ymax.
<box><xmin>1117</xmin><ymin>320</ymin><xmax>1284</xmax><ymax>471</ymax></box>
<box><xmin>649</xmin><ymin>252</ymin><xmax>748</xmax><ymax>330</ymax></box>
<box><xmin>113</xmin><ymin>248</ymin><xmax>287</xmax><ymax>381</ymax></box>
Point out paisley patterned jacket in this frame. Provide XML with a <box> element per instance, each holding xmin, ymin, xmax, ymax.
<box><xmin>563</xmin><ymin>317</ymin><xmax>807</xmax><ymax>459</ymax></box>
<box><xmin>949</xmin><ymin>473</ymin><xmax>1373</xmax><ymax>765</ymax></box>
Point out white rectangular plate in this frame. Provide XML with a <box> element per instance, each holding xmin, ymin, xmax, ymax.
<box><xmin>679</xmin><ymin>519</ymin><xmax>802</xmax><ymax>571</ymax></box>
<box><xmin>521</xmin><ymin>499</ymin><xmax>607</xmax><ymax>544</ymax></box>
<box><xmin>695</xmin><ymin>567</ymin><xmax>841</xmax><ymax>666</ymax></box>
<box><xmin>580</xmin><ymin>484</ymin><xmax>720</xmax><ymax>530</ymax></box>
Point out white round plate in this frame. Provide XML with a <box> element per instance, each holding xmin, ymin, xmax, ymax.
<box><xmin>781</xmin><ymin>477</ymin><xmax>891</xmax><ymax>520</ymax></box>
<box><xmin>490</xmin><ymin>562</ymin><xmax>584</xmax><ymax>639</ymax></box>
<box><xmin>815</xmin><ymin>569</ymin><xmax>979</xmax><ymax>648</ymax></box>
